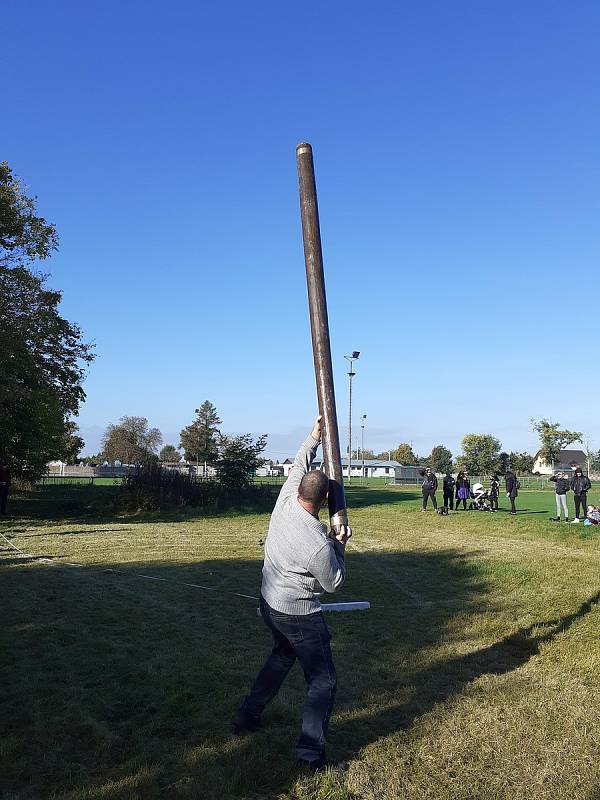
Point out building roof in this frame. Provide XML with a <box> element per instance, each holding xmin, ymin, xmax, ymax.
<box><xmin>536</xmin><ymin>449</ymin><xmax>587</xmax><ymax>464</ymax></box>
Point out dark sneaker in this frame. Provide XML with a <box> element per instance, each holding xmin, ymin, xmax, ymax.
<box><xmin>232</xmin><ymin>709</ymin><xmax>262</xmax><ymax>735</ymax></box>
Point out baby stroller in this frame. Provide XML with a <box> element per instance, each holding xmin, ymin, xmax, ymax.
<box><xmin>470</xmin><ymin>482</ymin><xmax>493</xmax><ymax>512</ymax></box>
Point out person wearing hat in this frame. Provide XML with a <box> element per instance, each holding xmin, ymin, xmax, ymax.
<box><xmin>420</xmin><ymin>467</ymin><xmax>438</xmax><ymax>511</ymax></box>
<box><xmin>570</xmin><ymin>466</ymin><xmax>591</xmax><ymax>523</ymax></box>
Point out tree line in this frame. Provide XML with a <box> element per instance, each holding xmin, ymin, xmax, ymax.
<box><xmin>370</xmin><ymin>420</ymin><xmax>599</xmax><ymax>475</ymax></box>
<box><xmin>84</xmin><ymin>401</ymin><xmax>267</xmax><ymax>489</ymax></box>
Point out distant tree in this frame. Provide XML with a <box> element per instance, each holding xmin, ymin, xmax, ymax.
<box><xmin>392</xmin><ymin>443</ymin><xmax>419</xmax><ymax>465</ymax></box>
<box><xmin>0</xmin><ymin>163</ymin><xmax>94</xmax><ymax>478</ymax></box>
<box><xmin>509</xmin><ymin>451</ymin><xmax>534</xmax><ymax>474</ymax></box>
<box><xmin>358</xmin><ymin>448</ymin><xmax>376</xmax><ymax>460</ymax></box>
<box><xmin>495</xmin><ymin>452</ymin><xmax>510</xmax><ymax>475</ymax></box>
<box><xmin>460</xmin><ymin>434</ymin><xmax>502</xmax><ymax>475</ymax></box>
<box><xmin>180</xmin><ymin>401</ymin><xmax>222</xmax><ymax>464</ymax></box>
<box><xmin>429</xmin><ymin>445</ymin><xmax>453</xmax><ymax>474</ymax></box>
<box><xmin>216</xmin><ymin>433</ymin><xmax>267</xmax><ymax>488</ymax></box>
<box><xmin>531</xmin><ymin>419</ymin><xmax>582</xmax><ymax>466</ymax></box>
<box><xmin>102</xmin><ymin>416</ymin><xmax>162</xmax><ymax>464</ymax></box>
<box><xmin>591</xmin><ymin>450</ymin><xmax>600</xmax><ymax>473</ymax></box>
<box><xmin>159</xmin><ymin>444</ymin><xmax>181</xmax><ymax>463</ymax></box>
<box><xmin>61</xmin><ymin>421</ymin><xmax>85</xmax><ymax>464</ymax></box>
<box><xmin>81</xmin><ymin>453</ymin><xmax>103</xmax><ymax>466</ymax></box>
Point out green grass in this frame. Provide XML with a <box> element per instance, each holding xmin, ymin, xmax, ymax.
<box><xmin>2</xmin><ymin>484</ymin><xmax>600</xmax><ymax>800</ymax></box>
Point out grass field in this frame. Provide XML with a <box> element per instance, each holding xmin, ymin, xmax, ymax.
<box><xmin>2</xmin><ymin>483</ymin><xmax>600</xmax><ymax>800</ymax></box>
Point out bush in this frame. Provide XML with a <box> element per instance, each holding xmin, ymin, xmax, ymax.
<box><xmin>120</xmin><ymin>465</ymin><xmax>279</xmax><ymax>512</ymax></box>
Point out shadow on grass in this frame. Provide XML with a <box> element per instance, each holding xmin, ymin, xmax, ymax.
<box><xmin>2</xmin><ymin>537</ymin><xmax>599</xmax><ymax>800</ymax></box>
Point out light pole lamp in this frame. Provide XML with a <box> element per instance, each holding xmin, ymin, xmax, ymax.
<box><xmin>344</xmin><ymin>351</ymin><xmax>360</xmax><ymax>484</ymax></box>
<box><xmin>361</xmin><ymin>414</ymin><xmax>367</xmax><ymax>480</ymax></box>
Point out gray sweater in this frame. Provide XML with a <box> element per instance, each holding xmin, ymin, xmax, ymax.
<box><xmin>261</xmin><ymin>434</ymin><xmax>346</xmax><ymax>615</ymax></box>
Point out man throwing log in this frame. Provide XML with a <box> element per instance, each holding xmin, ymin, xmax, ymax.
<box><xmin>233</xmin><ymin>416</ymin><xmax>351</xmax><ymax>771</ymax></box>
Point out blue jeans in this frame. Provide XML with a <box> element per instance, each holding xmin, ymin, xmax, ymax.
<box><xmin>240</xmin><ymin>596</ymin><xmax>337</xmax><ymax>762</ymax></box>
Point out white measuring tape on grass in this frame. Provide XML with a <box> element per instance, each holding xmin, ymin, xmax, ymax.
<box><xmin>1</xmin><ymin>531</ymin><xmax>370</xmax><ymax>614</ymax></box>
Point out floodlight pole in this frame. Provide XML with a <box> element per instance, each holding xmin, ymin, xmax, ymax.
<box><xmin>296</xmin><ymin>142</ymin><xmax>348</xmax><ymax>531</ymax></box>
<box><xmin>344</xmin><ymin>353</ymin><xmax>359</xmax><ymax>483</ymax></box>
<box><xmin>361</xmin><ymin>414</ymin><xmax>367</xmax><ymax>481</ymax></box>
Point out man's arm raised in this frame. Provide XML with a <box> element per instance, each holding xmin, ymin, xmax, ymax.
<box><xmin>279</xmin><ymin>416</ymin><xmax>322</xmax><ymax>501</ymax></box>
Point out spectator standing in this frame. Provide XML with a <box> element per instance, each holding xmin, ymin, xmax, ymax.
<box><xmin>570</xmin><ymin>466</ymin><xmax>591</xmax><ymax>524</ymax></box>
<box><xmin>549</xmin><ymin>472</ymin><xmax>571</xmax><ymax>522</ymax></box>
<box><xmin>443</xmin><ymin>472</ymin><xmax>455</xmax><ymax>510</ymax></box>
<box><xmin>505</xmin><ymin>470</ymin><xmax>519</xmax><ymax>515</ymax></box>
<box><xmin>489</xmin><ymin>473</ymin><xmax>500</xmax><ymax>511</ymax></box>
<box><xmin>0</xmin><ymin>462</ymin><xmax>11</xmax><ymax>515</ymax></box>
<box><xmin>420</xmin><ymin>467</ymin><xmax>438</xmax><ymax>511</ymax></box>
<box><xmin>455</xmin><ymin>471</ymin><xmax>470</xmax><ymax>511</ymax></box>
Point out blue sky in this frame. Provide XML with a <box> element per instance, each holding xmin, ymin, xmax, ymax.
<box><xmin>3</xmin><ymin>0</ymin><xmax>599</xmax><ymax>460</ymax></box>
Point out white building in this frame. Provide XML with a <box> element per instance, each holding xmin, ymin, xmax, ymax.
<box><xmin>532</xmin><ymin>449</ymin><xmax>588</xmax><ymax>475</ymax></box>
<box><xmin>279</xmin><ymin>457</ymin><xmax>411</xmax><ymax>481</ymax></box>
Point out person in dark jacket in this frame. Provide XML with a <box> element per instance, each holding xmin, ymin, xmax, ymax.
<box><xmin>505</xmin><ymin>470</ymin><xmax>519</xmax><ymax>515</ymax></box>
<box><xmin>570</xmin><ymin>466</ymin><xmax>592</xmax><ymax>523</ymax></box>
<box><xmin>420</xmin><ymin>468</ymin><xmax>438</xmax><ymax>511</ymax></box>
<box><xmin>455</xmin><ymin>472</ymin><xmax>470</xmax><ymax>510</ymax></box>
<box><xmin>489</xmin><ymin>474</ymin><xmax>500</xmax><ymax>511</ymax></box>
<box><xmin>549</xmin><ymin>472</ymin><xmax>570</xmax><ymax>521</ymax></box>
<box><xmin>0</xmin><ymin>462</ymin><xmax>11</xmax><ymax>515</ymax></box>
<box><xmin>443</xmin><ymin>473</ymin><xmax>455</xmax><ymax>510</ymax></box>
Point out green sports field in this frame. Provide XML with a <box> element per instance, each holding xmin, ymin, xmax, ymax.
<box><xmin>1</xmin><ymin>483</ymin><xmax>600</xmax><ymax>800</ymax></box>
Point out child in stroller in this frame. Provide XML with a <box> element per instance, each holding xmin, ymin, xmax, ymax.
<box><xmin>470</xmin><ymin>482</ymin><xmax>493</xmax><ymax>512</ymax></box>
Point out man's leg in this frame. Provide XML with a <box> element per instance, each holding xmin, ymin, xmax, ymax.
<box><xmin>510</xmin><ymin>496</ymin><xmax>516</xmax><ymax>513</ymax></box>
<box><xmin>574</xmin><ymin>494</ymin><xmax>581</xmax><ymax>519</ymax></box>
<box><xmin>422</xmin><ymin>493</ymin><xmax>428</xmax><ymax>510</ymax></box>
<box><xmin>293</xmin><ymin>612</ymin><xmax>337</xmax><ymax>764</ymax></box>
<box><xmin>431</xmin><ymin>491</ymin><xmax>438</xmax><ymax>510</ymax></box>
<box><xmin>235</xmin><ymin>601</ymin><xmax>296</xmax><ymax>728</ymax></box>
<box><xmin>581</xmin><ymin>492</ymin><xmax>588</xmax><ymax>518</ymax></box>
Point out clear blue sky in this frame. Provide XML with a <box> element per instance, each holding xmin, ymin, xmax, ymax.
<box><xmin>4</xmin><ymin>0</ymin><xmax>599</xmax><ymax>460</ymax></box>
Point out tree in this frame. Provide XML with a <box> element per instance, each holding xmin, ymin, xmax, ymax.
<box><xmin>0</xmin><ymin>162</ymin><xmax>58</xmax><ymax>267</ymax></box>
<box><xmin>531</xmin><ymin>419</ymin><xmax>582</xmax><ymax>466</ymax></box>
<box><xmin>460</xmin><ymin>434</ymin><xmax>502</xmax><ymax>475</ymax></box>
<box><xmin>180</xmin><ymin>401</ymin><xmax>222</xmax><ymax>464</ymax></box>
<box><xmin>430</xmin><ymin>445</ymin><xmax>453</xmax><ymax>474</ymax></box>
<box><xmin>358</xmin><ymin>448</ymin><xmax>376</xmax><ymax>460</ymax></box>
<box><xmin>216</xmin><ymin>433</ymin><xmax>267</xmax><ymax>488</ymax></box>
<box><xmin>160</xmin><ymin>444</ymin><xmax>181</xmax><ymax>463</ymax></box>
<box><xmin>1</xmin><ymin>164</ymin><xmax>94</xmax><ymax>478</ymax></box>
<box><xmin>591</xmin><ymin>450</ymin><xmax>600</xmax><ymax>474</ymax></box>
<box><xmin>102</xmin><ymin>416</ymin><xmax>162</xmax><ymax>464</ymax></box>
<box><xmin>509</xmin><ymin>451</ymin><xmax>534</xmax><ymax>474</ymax></box>
<box><xmin>392</xmin><ymin>443</ymin><xmax>418</xmax><ymax>465</ymax></box>
<box><xmin>495</xmin><ymin>452</ymin><xmax>510</xmax><ymax>475</ymax></box>
<box><xmin>61</xmin><ymin>421</ymin><xmax>85</xmax><ymax>464</ymax></box>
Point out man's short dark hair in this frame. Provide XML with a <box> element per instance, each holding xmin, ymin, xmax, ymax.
<box><xmin>298</xmin><ymin>470</ymin><xmax>329</xmax><ymax>505</ymax></box>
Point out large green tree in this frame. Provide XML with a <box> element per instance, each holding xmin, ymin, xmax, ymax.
<box><xmin>102</xmin><ymin>416</ymin><xmax>162</xmax><ymax>465</ymax></box>
<box><xmin>531</xmin><ymin>419</ymin><xmax>581</xmax><ymax>466</ymax></box>
<box><xmin>0</xmin><ymin>164</ymin><xmax>93</xmax><ymax>477</ymax></box>
<box><xmin>460</xmin><ymin>434</ymin><xmax>502</xmax><ymax>474</ymax></box>
<box><xmin>392</xmin><ymin>443</ymin><xmax>419</xmax><ymax>465</ymax></box>
<box><xmin>430</xmin><ymin>445</ymin><xmax>453</xmax><ymax>474</ymax></box>
<box><xmin>180</xmin><ymin>401</ymin><xmax>222</xmax><ymax>463</ymax></box>
<box><xmin>216</xmin><ymin>433</ymin><xmax>267</xmax><ymax>488</ymax></box>
<box><xmin>159</xmin><ymin>444</ymin><xmax>181</xmax><ymax>463</ymax></box>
